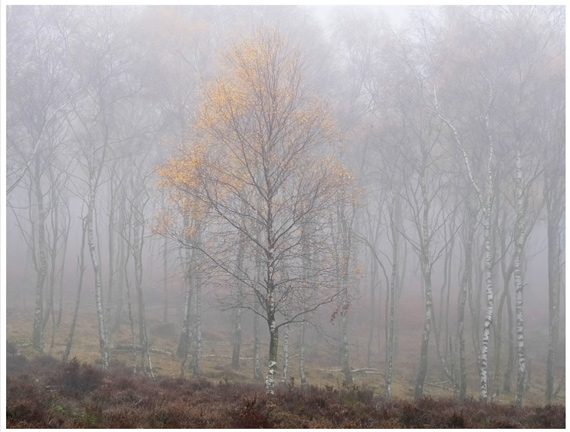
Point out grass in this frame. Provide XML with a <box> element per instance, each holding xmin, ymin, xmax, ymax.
<box><xmin>6</xmin><ymin>302</ymin><xmax>564</xmax><ymax>407</ymax></box>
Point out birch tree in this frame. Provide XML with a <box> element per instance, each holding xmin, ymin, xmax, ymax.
<box><xmin>159</xmin><ymin>29</ymin><xmax>351</xmax><ymax>394</ymax></box>
<box><xmin>6</xmin><ymin>6</ymin><xmax>81</xmax><ymax>353</ymax></box>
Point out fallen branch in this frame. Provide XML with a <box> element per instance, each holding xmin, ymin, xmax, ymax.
<box><xmin>202</xmin><ymin>354</ymin><xmax>253</xmax><ymax>360</ymax></box>
<box><xmin>425</xmin><ymin>381</ymin><xmax>454</xmax><ymax>391</ymax></box>
<box><xmin>114</xmin><ymin>344</ymin><xmax>173</xmax><ymax>357</ymax></box>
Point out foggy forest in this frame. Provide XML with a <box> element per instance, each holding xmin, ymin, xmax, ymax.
<box><xmin>5</xmin><ymin>5</ymin><xmax>565</xmax><ymax>428</ymax></box>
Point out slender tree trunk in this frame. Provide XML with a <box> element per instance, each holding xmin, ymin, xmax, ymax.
<box><xmin>299</xmin><ymin>319</ymin><xmax>307</xmax><ymax>388</ymax></box>
<box><xmin>232</xmin><ymin>239</ymin><xmax>245</xmax><ymax>369</ymax></box>
<box><xmin>394</xmin><ymin>240</ymin><xmax>406</xmax><ymax>358</ymax></box>
<box><xmin>386</xmin><ymin>207</ymin><xmax>398</xmax><ymax>399</ymax></box>
<box><xmin>163</xmin><ymin>235</ymin><xmax>169</xmax><ymax>323</ymax></box>
<box><xmin>367</xmin><ymin>249</ymin><xmax>377</xmax><ymax>369</ymax></box>
<box><xmin>112</xmin><ymin>207</ymin><xmax>126</xmax><ymax>332</ymax></box>
<box><xmin>300</xmin><ymin>227</ymin><xmax>311</xmax><ymax>389</ymax></box>
<box><xmin>177</xmin><ymin>217</ymin><xmax>194</xmax><ymax>376</ymax></box>
<box><xmin>44</xmin><ymin>187</ymin><xmax>59</xmax><ymax>337</ymax></box>
<box><xmin>46</xmin><ymin>191</ymin><xmax>60</xmax><ymax>353</ymax></box>
<box><xmin>457</xmin><ymin>207</ymin><xmax>474</xmax><ymax>400</ymax></box>
<box><xmin>106</xmin><ymin>180</ymin><xmax>116</xmax><ymax>337</ymax></box>
<box><xmin>479</xmin><ymin>200</ymin><xmax>494</xmax><ymax>402</ymax></box>
<box><xmin>503</xmin><ymin>288</ymin><xmax>515</xmax><ymax>393</ymax></box>
<box><xmin>62</xmin><ymin>218</ymin><xmax>87</xmax><ymax>362</ymax></box>
<box><xmin>87</xmin><ymin>168</ymin><xmax>109</xmax><ymax>370</ymax></box>
<box><xmin>266</xmin><ymin>293</ymin><xmax>278</xmax><ymax>394</ymax></box>
<box><xmin>280</xmin><ymin>321</ymin><xmax>290</xmax><ymax>384</ymax></box>
<box><xmin>231</xmin><ymin>308</ymin><xmax>243</xmax><ymax>369</ymax></box>
<box><xmin>436</xmin><ymin>89</ymin><xmax>495</xmax><ymax>402</ymax></box>
<box><xmin>253</xmin><ymin>299</ymin><xmax>263</xmax><ymax>381</ymax></box>
<box><xmin>32</xmin><ymin>156</ymin><xmax>47</xmax><ymax>353</ymax></box>
<box><xmin>133</xmin><ymin>208</ymin><xmax>153</xmax><ymax>378</ymax></box>
<box><xmin>415</xmin><ymin>169</ymin><xmax>432</xmax><ymax>400</ymax></box>
<box><xmin>512</xmin><ymin>151</ymin><xmax>526</xmax><ymax>405</ymax></box>
<box><xmin>341</xmin><ymin>310</ymin><xmax>352</xmax><ymax>384</ymax></box>
<box><xmin>56</xmin><ymin>210</ymin><xmax>70</xmax><ymax>329</ymax></box>
<box><xmin>493</xmin><ymin>206</ymin><xmax>513</xmax><ymax>400</ymax></box>
<box><xmin>339</xmin><ymin>204</ymin><xmax>354</xmax><ymax>385</ymax></box>
<box><xmin>191</xmin><ymin>250</ymin><xmax>202</xmax><ymax>377</ymax></box>
<box><xmin>126</xmin><ymin>280</ymin><xmax>137</xmax><ymax>375</ymax></box>
<box><xmin>545</xmin><ymin>176</ymin><xmax>562</xmax><ymax>403</ymax></box>
<box><xmin>415</xmin><ymin>274</ymin><xmax>433</xmax><ymax>400</ymax></box>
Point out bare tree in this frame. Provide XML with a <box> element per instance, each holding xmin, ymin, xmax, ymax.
<box><xmin>159</xmin><ymin>29</ymin><xmax>352</xmax><ymax>394</ymax></box>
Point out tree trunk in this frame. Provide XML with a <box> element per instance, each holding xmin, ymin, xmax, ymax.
<box><xmin>479</xmin><ymin>160</ymin><xmax>495</xmax><ymax>402</ymax></box>
<box><xmin>177</xmin><ymin>216</ymin><xmax>194</xmax><ymax>365</ymax></box>
<box><xmin>62</xmin><ymin>218</ymin><xmax>87</xmax><ymax>362</ymax></box>
<box><xmin>457</xmin><ymin>207</ymin><xmax>474</xmax><ymax>400</ymax></box>
<box><xmin>386</xmin><ymin>207</ymin><xmax>398</xmax><ymax>399</ymax></box>
<box><xmin>414</xmin><ymin>169</ymin><xmax>432</xmax><ymax>400</ymax></box>
<box><xmin>513</xmin><ymin>150</ymin><xmax>526</xmax><ymax>406</ymax></box>
<box><xmin>191</xmin><ymin>254</ymin><xmax>202</xmax><ymax>377</ymax></box>
<box><xmin>32</xmin><ymin>155</ymin><xmax>47</xmax><ymax>353</ymax></box>
<box><xmin>163</xmin><ymin>203</ymin><xmax>169</xmax><ymax>324</ymax></box>
<box><xmin>280</xmin><ymin>321</ymin><xmax>290</xmax><ymax>385</ymax></box>
<box><xmin>265</xmin><ymin>301</ymin><xmax>278</xmax><ymax>394</ymax></box>
<box><xmin>232</xmin><ymin>239</ymin><xmax>245</xmax><ymax>369</ymax></box>
<box><xmin>231</xmin><ymin>307</ymin><xmax>242</xmax><ymax>369</ymax></box>
<box><xmin>367</xmin><ymin>249</ymin><xmax>377</xmax><ymax>369</ymax></box>
<box><xmin>415</xmin><ymin>274</ymin><xmax>432</xmax><ymax>400</ymax></box>
<box><xmin>299</xmin><ymin>319</ymin><xmax>307</xmax><ymax>388</ymax></box>
<box><xmin>341</xmin><ymin>308</ymin><xmax>352</xmax><ymax>384</ymax></box>
<box><xmin>545</xmin><ymin>175</ymin><xmax>562</xmax><ymax>403</ymax></box>
<box><xmin>87</xmin><ymin>169</ymin><xmax>109</xmax><ymax>370</ymax></box>
<box><xmin>253</xmin><ymin>299</ymin><xmax>263</xmax><ymax>381</ymax></box>
<box><xmin>133</xmin><ymin>209</ymin><xmax>153</xmax><ymax>378</ymax></box>
<box><xmin>503</xmin><ymin>289</ymin><xmax>515</xmax><ymax>393</ymax></box>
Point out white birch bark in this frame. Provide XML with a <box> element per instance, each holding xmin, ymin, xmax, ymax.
<box><xmin>87</xmin><ymin>165</ymin><xmax>109</xmax><ymax>370</ymax></box>
<box><xmin>479</xmin><ymin>132</ymin><xmax>495</xmax><ymax>403</ymax></box>
<box><xmin>513</xmin><ymin>150</ymin><xmax>526</xmax><ymax>405</ymax></box>
<box><xmin>545</xmin><ymin>161</ymin><xmax>563</xmax><ymax>403</ymax></box>
<box><xmin>433</xmin><ymin>85</ymin><xmax>495</xmax><ymax>402</ymax></box>
<box><xmin>266</xmin><ymin>296</ymin><xmax>278</xmax><ymax>394</ymax></box>
<box><xmin>253</xmin><ymin>299</ymin><xmax>263</xmax><ymax>381</ymax></box>
<box><xmin>280</xmin><ymin>321</ymin><xmax>290</xmax><ymax>385</ymax></box>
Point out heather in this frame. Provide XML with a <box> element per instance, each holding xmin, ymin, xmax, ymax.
<box><xmin>6</xmin><ymin>352</ymin><xmax>564</xmax><ymax>428</ymax></box>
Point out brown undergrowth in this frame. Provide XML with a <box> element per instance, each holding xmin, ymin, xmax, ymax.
<box><xmin>6</xmin><ymin>344</ymin><xmax>564</xmax><ymax>429</ymax></box>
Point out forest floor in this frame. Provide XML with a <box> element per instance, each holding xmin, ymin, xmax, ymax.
<box><xmin>5</xmin><ymin>351</ymin><xmax>565</xmax><ymax>428</ymax></box>
<box><xmin>6</xmin><ymin>304</ymin><xmax>565</xmax><ymax>428</ymax></box>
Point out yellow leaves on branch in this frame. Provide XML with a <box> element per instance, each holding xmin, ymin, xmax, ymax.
<box><xmin>157</xmin><ymin>143</ymin><xmax>209</xmax><ymax>222</ymax></box>
<box><xmin>157</xmin><ymin>145</ymin><xmax>204</xmax><ymax>191</ymax></box>
<box><xmin>157</xmin><ymin>28</ymin><xmax>358</xmax><ymax>232</ymax></box>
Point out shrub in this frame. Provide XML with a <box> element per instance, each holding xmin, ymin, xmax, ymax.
<box><xmin>230</xmin><ymin>396</ymin><xmax>275</xmax><ymax>428</ymax></box>
<box><xmin>58</xmin><ymin>358</ymin><xmax>104</xmax><ymax>398</ymax></box>
<box><xmin>5</xmin><ymin>352</ymin><xmax>566</xmax><ymax>428</ymax></box>
<box><xmin>6</xmin><ymin>399</ymin><xmax>46</xmax><ymax>427</ymax></box>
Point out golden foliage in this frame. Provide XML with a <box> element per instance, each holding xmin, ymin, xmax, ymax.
<box><xmin>157</xmin><ymin>28</ymin><xmax>356</xmax><ymax>239</ymax></box>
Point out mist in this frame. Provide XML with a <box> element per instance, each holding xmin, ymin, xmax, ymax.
<box><xmin>5</xmin><ymin>5</ymin><xmax>564</xmax><ymax>412</ymax></box>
